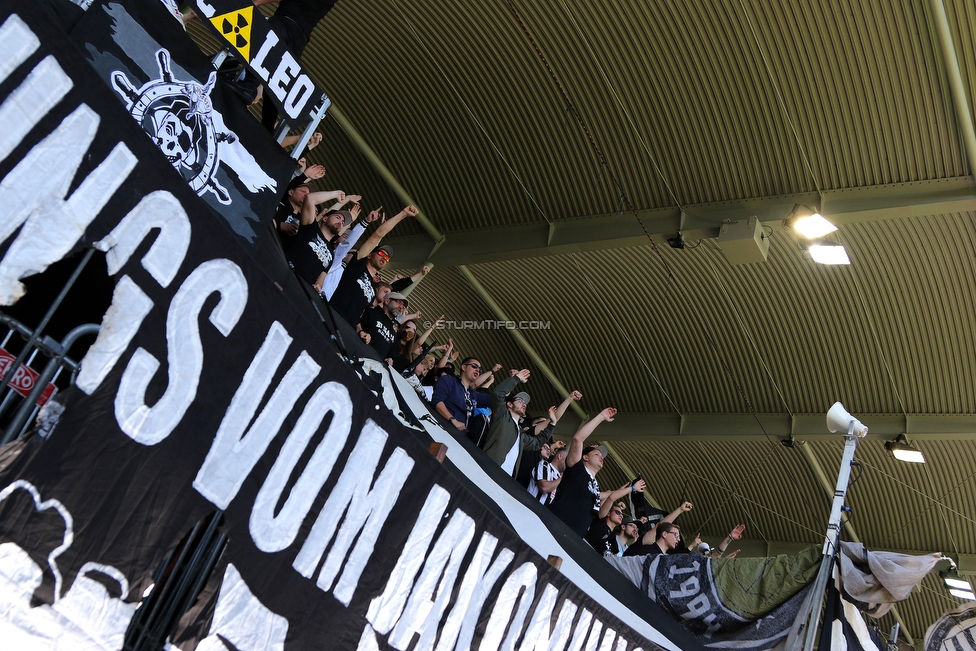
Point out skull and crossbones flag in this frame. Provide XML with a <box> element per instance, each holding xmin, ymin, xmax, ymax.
<box><xmin>69</xmin><ymin>0</ymin><xmax>295</xmax><ymax>251</ymax></box>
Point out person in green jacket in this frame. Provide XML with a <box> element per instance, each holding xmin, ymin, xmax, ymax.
<box><xmin>481</xmin><ymin>369</ymin><xmax>552</xmax><ymax>478</ymax></box>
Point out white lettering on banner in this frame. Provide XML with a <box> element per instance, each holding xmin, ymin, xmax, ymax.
<box><xmin>268</xmin><ymin>51</ymin><xmax>300</xmax><ymax>108</ymax></box>
<box><xmin>0</xmin><ymin>15</ymin><xmax>39</xmax><ymax>86</ymax></box>
<box><xmin>435</xmin><ymin>534</ymin><xmax>512</xmax><ymax>651</ymax></box>
<box><xmin>387</xmin><ymin>510</ymin><xmax>476</xmax><ymax>650</ymax></box>
<box><xmin>566</xmin><ymin>609</ymin><xmax>595</xmax><ymax>651</ymax></box>
<box><xmin>665</xmin><ymin>557</ymin><xmax>716</xmax><ymax>631</ymax></box>
<box><xmin>482</xmin><ymin>561</ymin><xmax>537</xmax><ymax>651</ymax></box>
<box><xmin>194</xmin><ymin>0</ymin><xmax>216</xmax><ymax>18</ymax></box>
<box><xmin>78</xmin><ymin>190</ymin><xmax>193</xmax><ymax>395</ymax></box>
<box><xmin>294</xmin><ymin>421</ymin><xmax>414</xmax><ymax>605</ymax></box>
<box><xmin>245</xmin><ymin>30</ymin><xmax>313</xmax><ymax>119</ymax></box>
<box><xmin>250</xmin><ymin>381</ymin><xmax>353</xmax><ymax>553</ymax></box>
<box><xmin>0</xmin><ymin>103</ymin><xmax>136</xmax><ymax>305</ymax></box>
<box><xmin>97</xmin><ymin>191</ymin><xmax>191</xmax><ymax>288</ymax></box>
<box><xmin>284</xmin><ymin>75</ymin><xmax>314</xmax><ymax>119</ymax></box>
<box><xmin>667</xmin><ymin>561</ymin><xmax>700</xmax><ymax>600</ymax></box>
<box><xmin>194</xmin><ymin>324</ymin><xmax>319</xmax><ymax>509</ymax></box>
<box><xmin>599</xmin><ymin>628</ymin><xmax>619</xmax><ymax>651</ymax></box>
<box><xmin>194</xmin><ymin>564</ymin><xmax>289</xmax><ymax>651</ymax></box>
<box><xmin>360</xmin><ymin>490</ymin><xmax>632</xmax><ymax>651</ymax></box>
<box><xmin>518</xmin><ymin>584</ymin><xmax>561</xmax><ymax>651</ymax></box>
<box><xmin>366</xmin><ymin>485</ymin><xmax>451</xmax><ymax>633</ymax></box>
<box><xmin>584</xmin><ymin>619</ymin><xmax>604</xmax><ymax>651</ymax></box>
<box><xmin>357</xmin><ymin>623</ymin><xmax>381</xmax><ymax>651</ymax></box>
<box><xmin>249</xmin><ymin>28</ymin><xmax>277</xmax><ymax>79</ymax></box>
<box><xmin>115</xmin><ymin>259</ymin><xmax>247</xmax><ymax>445</ymax></box>
<box><xmin>530</xmin><ymin>597</ymin><xmax>580</xmax><ymax>651</ymax></box>
<box><xmin>684</xmin><ymin>593</ymin><xmax>711</xmax><ymax>621</ymax></box>
<box><xmin>76</xmin><ymin>276</ymin><xmax>154</xmax><ymax>394</ymax></box>
<box><xmin>0</xmin><ymin>42</ymin><xmax>73</xmax><ymax>165</ymax></box>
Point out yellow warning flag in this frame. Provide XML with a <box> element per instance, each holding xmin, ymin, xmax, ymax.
<box><xmin>210</xmin><ymin>6</ymin><xmax>254</xmax><ymax>62</ymax></box>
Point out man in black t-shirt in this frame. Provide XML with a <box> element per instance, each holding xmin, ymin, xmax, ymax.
<box><xmin>272</xmin><ymin>169</ymin><xmax>327</xmax><ymax>242</ymax></box>
<box><xmin>622</xmin><ymin>503</ymin><xmax>693</xmax><ymax>556</ymax></box>
<box><xmin>623</xmin><ymin>521</ymin><xmax>682</xmax><ymax>557</ymax></box>
<box><xmin>548</xmin><ymin>408</ymin><xmax>640</xmax><ymax>537</ymax></box>
<box><xmin>288</xmin><ymin>207</ymin><xmax>345</xmax><ymax>289</ymax></box>
<box><xmin>585</xmin><ymin>500</ymin><xmax>627</xmax><ymax>557</ymax></box>
<box><xmin>360</xmin><ymin>292</ymin><xmax>408</xmax><ymax>362</ymax></box>
<box><xmin>274</xmin><ymin>177</ymin><xmax>309</xmax><ymax>242</ymax></box>
<box><xmin>283</xmin><ymin>182</ymin><xmax>352</xmax><ymax>287</ymax></box>
<box><xmin>329</xmin><ymin>205</ymin><xmax>418</xmax><ymax>326</ymax></box>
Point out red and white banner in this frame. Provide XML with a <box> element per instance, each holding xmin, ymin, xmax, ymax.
<box><xmin>0</xmin><ymin>348</ymin><xmax>56</xmax><ymax>406</ymax></box>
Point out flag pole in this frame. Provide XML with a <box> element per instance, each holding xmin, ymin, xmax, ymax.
<box><xmin>797</xmin><ymin>404</ymin><xmax>867</xmax><ymax>651</ymax></box>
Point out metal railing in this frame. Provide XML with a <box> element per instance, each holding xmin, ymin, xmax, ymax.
<box><xmin>0</xmin><ymin>314</ymin><xmax>99</xmax><ymax>446</ymax></box>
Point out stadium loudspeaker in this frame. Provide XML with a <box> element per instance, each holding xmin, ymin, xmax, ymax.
<box><xmin>826</xmin><ymin>402</ymin><xmax>868</xmax><ymax>437</ymax></box>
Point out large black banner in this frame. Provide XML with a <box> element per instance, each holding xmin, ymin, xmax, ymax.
<box><xmin>0</xmin><ymin>5</ymin><xmax>679</xmax><ymax>650</ymax></box>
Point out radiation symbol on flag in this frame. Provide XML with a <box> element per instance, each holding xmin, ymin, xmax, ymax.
<box><xmin>211</xmin><ymin>6</ymin><xmax>253</xmax><ymax>61</ymax></box>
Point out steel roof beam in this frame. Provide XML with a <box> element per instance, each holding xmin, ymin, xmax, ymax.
<box><xmin>548</xmin><ymin>412</ymin><xmax>976</xmax><ymax>442</ymax></box>
<box><xmin>925</xmin><ymin>0</ymin><xmax>976</xmax><ymax>183</ymax></box>
<box><xmin>388</xmin><ymin>178</ymin><xmax>976</xmax><ymax>269</ymax></box>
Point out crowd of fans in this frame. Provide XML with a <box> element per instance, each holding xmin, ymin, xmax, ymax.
<box><xmin>265</xmin><ymin>127</ymin><xmax>749</xmax><ymax>567</ymax></box>
<box><xmin>270</xmin><ymin>153</ymin><xmax>748</xmax><ymax>562</ymax></box>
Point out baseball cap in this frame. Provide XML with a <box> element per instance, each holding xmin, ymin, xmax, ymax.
<box><xmin>324</xmin><ymin>209</ymin><xmax>353</xmax><ymax>226</ymax></box>
<box><xmin>287</xmin><ymin>175</ymin><xmax>312</xmax><ymax>192</ymax></box>
<box><xmin>387</xmin><ymin>292</ymin><xmax>408</xmax><ymax>305</ymax></box>
<box><xmin>582</xmin><ymin>444</ymin><xmax>609</xmax><ymax>459</ymax></box>
<box><xmin>509</xmin><ymin>391</ymin><xmax>530</xmax><ymax>405</ymax></box>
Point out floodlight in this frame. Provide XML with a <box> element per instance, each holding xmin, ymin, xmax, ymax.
<box><xmin>884</xmin><ymin>434</ymin><xmax>925</xmax><ymax>464</ymax></box>
<box><xmin>949</xmin><ymin>588</ymin><xmax>976</xmax><ymax>600</ymax></box>
<box><xmin>809</xmin><ymin>244</ymin><xmax>851</xmax><ymax>265</ymax></box>
<box><xmin>792</xmin><ymin>213</ymin><xmax>838</xmax><ymax>239</ymax></box>
<box><xmin>945</xmin><ymin>576</ymin><xmax>971</xmax><ymax>590</ymax></box>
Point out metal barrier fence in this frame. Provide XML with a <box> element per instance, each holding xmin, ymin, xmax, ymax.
<box><xmin>0</xmin><ymin>313</ymin><xmax>99</xmax><ymax>446</ymax></box>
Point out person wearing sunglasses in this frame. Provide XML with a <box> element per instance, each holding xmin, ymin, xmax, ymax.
<box><xmin>548</xmin><ymin>407</ymin><xmax>627</xmax><ymax>537</ymax></box>
<box><xmin>585</xmin><ymin>501</ymin><xmax>629</xmax><ymax>558</ymax></box>
<box><xmin>329</xmin><ymin>204</ymin><xmax>418</xmax><ymax>327</ymax></box>
<box><xmin>432</xmin><ymin>358</ymin><xmax>492</xmax><ymax>432</ymax></box>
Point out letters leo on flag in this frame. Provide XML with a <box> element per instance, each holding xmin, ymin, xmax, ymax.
<box><xmin>191</xmin><ymin>0</ymin><xmax>330</xmax><ymax>125</ymax></box>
